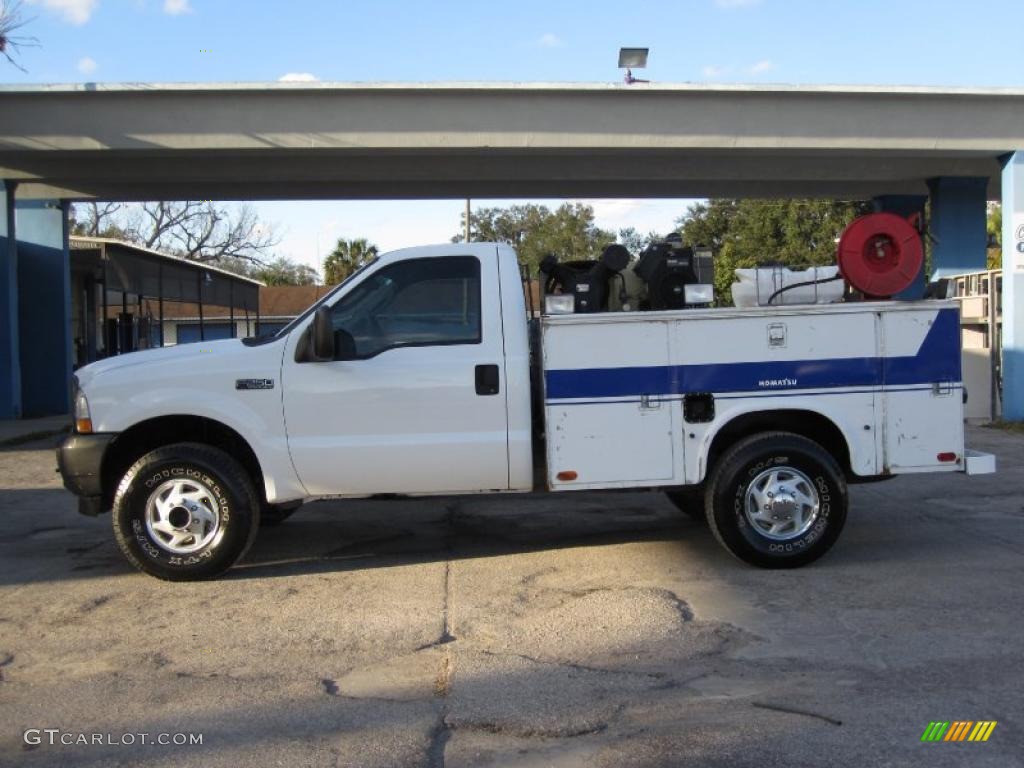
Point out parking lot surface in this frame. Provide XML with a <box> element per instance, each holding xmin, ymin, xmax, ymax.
<box><xmin>0</xmin><ymin>426</ymin><xmax>1021</xmax><ymax>767</ymax></box>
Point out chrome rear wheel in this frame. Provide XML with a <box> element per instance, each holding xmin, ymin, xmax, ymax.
<box><xmin>743</xmin><ymin>466</ymin><xmax>820</xmax><ymax>541</ymax></box>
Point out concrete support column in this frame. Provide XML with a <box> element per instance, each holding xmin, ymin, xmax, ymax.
<box><xmin>0</xmin><ymin>182</ymin><xmax>21</xmax><ymax>419</ymax></box>
<box><xmin>1001</xmin><ymin>153</ymin><xmax>1024</xmax><ymax>421</ymax></box>
<box><xmin>15</xmin><ymin>199</ymin><xmax>73</xmax><ymax>417</ymax></box>
<box><xmin>928</xmin><ymin>177</ymin><xmax>990</xmax><ymax>279</ymax></box>
<box><xmin>872</xmin><ymin>194</ymin><xmax>927</xmax><ymax>299</ymax></box>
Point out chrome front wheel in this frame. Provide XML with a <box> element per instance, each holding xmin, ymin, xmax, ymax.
<box><xmin>145</xmin><ymin>477</ymin><xmax>222</xmax><ymax>554</ymax></box>
<box><xmin>112</xmin><ymin>443</ymin><xmax>259</xmax><ymax>581</ymax></box>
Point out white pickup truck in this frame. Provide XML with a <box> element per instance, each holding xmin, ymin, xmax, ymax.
<box><xmin>57</xmin><ymin>242</ymin><xmax>995</xmax><ymax>580</ymax></box>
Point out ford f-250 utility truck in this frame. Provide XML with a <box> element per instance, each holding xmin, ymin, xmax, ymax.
<box><xmin>57</xmin><ymin>242</ymin><xmax>995</xmax><ymax>580</ymax></box>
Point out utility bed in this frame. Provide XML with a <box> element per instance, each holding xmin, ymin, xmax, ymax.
<box><xmin>541</xmin><ymin>300</ymin><xmax>968</xmax><ymax>490</ymax></box>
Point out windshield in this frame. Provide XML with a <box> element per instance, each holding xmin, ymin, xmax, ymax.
<box><xmin>244</xmin><ymin>257</ymin><xmax>379</xmax><ymax>345</ymax></box>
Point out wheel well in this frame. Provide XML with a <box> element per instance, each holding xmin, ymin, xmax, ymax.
<box><xmin>100</xmin><ymin>416</ymin><xmax>264</xmax><ymax>510</ymax></box>
<box><xmin>705</xmin><ymin>410</ymin><xmax>852</xmax><ymax>481</ymax></box>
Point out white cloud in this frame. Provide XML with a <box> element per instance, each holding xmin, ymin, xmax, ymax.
<box><xmin>77</xmin><ymin>56</ymin><xmax>97</xmax><ymax>74</ymax></box>
<box><xmin>278</xmin><ymin>73</ymin><xmax>319</xmax><ymax>83</ymax></box>
<box><xmin>580</xmin><ymin>198</ymin><xmax>690</xmax><ymax>234</ymax></box>
<box><xmin>582</xmin><ymin>199</ymin><xmax>645</xmax><ymax>222</ymax></box>
<box><xmin>28</xmin><ymin>0</ymin><xmax>98</xmax><ymax>25</ymax></box>
<box><xmin>714</xmin><ymin>0</ymin><xmax>761</xmax><ymax>7</ymax></box>
<box><xmin>702</xmin><ymin>65</ymin><xmax>728</xmax><ymax>78</ymax></box>
<box><xmin>537</xmin><ymin>33</ymin><xmax>563</xmax><ymax>48</ymax></box>
<box><xmin>749</xmin><ymin>59</ymin><xmax>774</xmax><ymax>74</ymax></box>
<box><xmin>163</xmin><ymin>0</ymin><xmax>192</xmax><ymax>14</ymax></box>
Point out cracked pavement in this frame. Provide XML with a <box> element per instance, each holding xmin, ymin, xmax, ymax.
<box><xmin>0</xmin><ymin>426</ymin><xmax>1021</xmax><ymax>767</ymax></box>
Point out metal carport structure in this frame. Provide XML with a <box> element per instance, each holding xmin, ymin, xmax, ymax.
<box><xmin>68</xmin><ymin>236</ymin><xmax>261</xmax><ymax>367</ymax></box>
<box><xmin>1</xmin><ymin>81</ymin><xmax>1024</xmax><ymax>417</ymax></box>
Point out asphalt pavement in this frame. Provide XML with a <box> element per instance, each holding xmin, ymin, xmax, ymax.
<box><xmin>0</xmin><ymin>426</ymin><xmax>1021</xmax><ymax>767</ymax></box>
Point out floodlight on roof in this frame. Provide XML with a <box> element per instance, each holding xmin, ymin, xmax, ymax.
<box><xmin>618</xmin><ymin>47</ymin><xmax>650</xmax><ymax>85</ymax></box>
<box><xmin>618</xmin><ymin>48</ymin><xmax>649</xmax><ymax>69</ymax></box>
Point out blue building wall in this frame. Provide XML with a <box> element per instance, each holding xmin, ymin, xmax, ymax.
<box><xmin>0</xmin><ymin>183</ymin><xmax>21</xmax><ymax>419</ymax></box>
<box><xmin>1</xmin><ymin>185</ymin><xmax>75</xmax><ymax>418</ymax></box>
<box><xmin>15</xmin><ymin>200</ymin><xmax>73</xmax><ymax>417</ymax></box>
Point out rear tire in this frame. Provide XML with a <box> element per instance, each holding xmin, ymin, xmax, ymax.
<box><xmin>705</xmin><ymin>432</ymin><xmax>847</xmax><ymax>569</ymax></box>
<box><xmin>112</xmin><ymin>443</ymin><xmax>260</xmax><ymax>581</ymax></box>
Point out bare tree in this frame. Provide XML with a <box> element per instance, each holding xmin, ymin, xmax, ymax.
<box><xmin>142</xmin><ymin>202</ymin><xmax>279</xmax><ymax>263</ymax></box>
<box><xmin>75</xmin><ymin>202</ymin><xmax>125</xmax><ymax>237</ymax></box>
<box><xmin>73</xmin><ymin>201</ymin><xmax>281</xmax><ymax>265</ymax></box>
<box><xmin>0</xmin><ymin>0</ymin><xmax>38</xmax><ymax>73</ymax></box>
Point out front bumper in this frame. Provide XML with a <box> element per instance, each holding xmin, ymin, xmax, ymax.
<box><xmin>56</xmin><ymin>433</ymin><xmax>116</xmax><ymax>516</ymax></box>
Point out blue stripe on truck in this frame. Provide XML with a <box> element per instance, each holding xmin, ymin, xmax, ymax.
<box><xmin>544</xmin><ymin>308</ymin><xmax>961</xmax><ymax>400</ymax></box>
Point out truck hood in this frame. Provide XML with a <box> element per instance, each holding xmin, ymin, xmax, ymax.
<box><xmin>76</xmin><ymin>339</ymin><xmax>250</xmax><ymax>391</ymax></box>
<box><xmin>76</xmin><ymin>336</ymin><xmax>289</xmax><ymax>434</ymax></box>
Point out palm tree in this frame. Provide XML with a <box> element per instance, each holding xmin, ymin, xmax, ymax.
<box><xmin>323</xmin><ymin>237</ymin><xmax>378</xmax><ymax>284</ymax></box>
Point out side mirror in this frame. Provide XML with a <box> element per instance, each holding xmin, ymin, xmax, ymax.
<box><xmin>333</xmin><ymin>328</ymin><xmax>357</xmax><ymax>361</ymax></box>
<box><xmin>309</xmin><ymin>307</ymin><xmax>335</xmax><ymax>362</ymax></box>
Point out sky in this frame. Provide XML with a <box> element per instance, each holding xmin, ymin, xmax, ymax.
<box><xmin>5</xmin><ymin>0</ymin><xmax>1024</xmax><ymax>273</ymax></box>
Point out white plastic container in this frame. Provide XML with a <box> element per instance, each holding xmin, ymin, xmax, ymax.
<box><xmin>731</xmin><ymin>265</ymin><xmax>843</xmax><ymax>307</ymax></box>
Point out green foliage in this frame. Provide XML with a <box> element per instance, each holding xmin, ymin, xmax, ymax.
<box><xmin>617</xmin><ymin>227</ymin><xmax>662</xmax><ymax>257</ymax></box>
<box><xmin>987</xmin><ymin>203</ymin><xmax>1002</xmax><ymax>270</ymax></box>
<box><xmin>323</xmin><ymin>238</ymin><xmax>379</xmax><ymax>284</ymax></box>
<box><xmin>676</xmin><ymin>199</ymin><xmax>873</xmax><ymax>304</ymax></box>
<box><xmin>248</xmin><ymin>257</ymin><xmax>319</xmax><ymax>286</ymax></box>
<box><xmin>988</xmin><ymin>202</ymin><xmax>1002</xmax><ymax>241</ymax></box>
<box><xmin>71</xmin><ymin>218</ymin><xmax>134</xmax><ymax>242</ymax></box>
<box><xmin>456</xmin><ymin>203</ymin><xmax>616</xmax><ymax>272</ymax></box>
<box><xmin>213</xmin><ymin>255</ymin><xmax>319</xmax><ymax>285</ymax></box>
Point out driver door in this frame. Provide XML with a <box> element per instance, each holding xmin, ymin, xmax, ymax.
<box><xmin>281</xmin><ymin>248</ymin><xmax>511</xmax><ymax>496</ymax></box>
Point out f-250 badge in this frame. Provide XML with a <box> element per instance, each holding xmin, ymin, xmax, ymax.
<box><xmin>235</xmin><ymin>379</ymin><xmax>275</xmax><ymax>390</ymax></box>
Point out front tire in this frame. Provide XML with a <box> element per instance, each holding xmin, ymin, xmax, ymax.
<box><xmin>112</xmin><ymin>443</ymin><xmax>259</xmax><ymax>581</ymax></box>
<box><xmin>705</xmin><ymin>432</ymin><xmax>847</xmax><ymax>569</ymax></box>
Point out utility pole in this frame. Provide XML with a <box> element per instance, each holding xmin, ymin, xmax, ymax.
<box><xmin>465</xmin><ymin>198</ymin><xmax>471</xmax><ymax>243</ymax></box>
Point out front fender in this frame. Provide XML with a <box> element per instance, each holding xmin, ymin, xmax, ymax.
<box><xmin>98</xmin><ymin>386</ymin><xmax>305</xmax><ymax>503</ymax></box>
<box><xmin>83</xmin><ymin>339</ymin><xmax>306</xmax><ymax>502</ymax></box>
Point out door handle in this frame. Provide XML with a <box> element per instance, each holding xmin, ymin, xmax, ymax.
<box><xmin>475</xmin><ymin>364</ymin><xmax>500</xmax><ymax>396</ymax></box>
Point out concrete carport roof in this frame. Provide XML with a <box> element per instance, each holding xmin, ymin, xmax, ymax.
<box><xmin>3</xmin><ymin>80</ymin><xmax>1024</xmax><ymax>421</ymax></box>
<box><xmin>2</xmin><ymin>81</ymin><xmax>1024</xmax><ymax>201</ymax></box>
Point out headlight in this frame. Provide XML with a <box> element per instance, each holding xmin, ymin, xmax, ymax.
<box><xmin>73</xmin><ymin>379</ymin><xmax>93</xmax><ymax>434</ymax></box>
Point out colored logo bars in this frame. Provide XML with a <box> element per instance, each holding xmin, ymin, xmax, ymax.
<box><xmin>921</xmin><ymin>721</ymin><xmax>997</xmax><ymax>742</ymax></box>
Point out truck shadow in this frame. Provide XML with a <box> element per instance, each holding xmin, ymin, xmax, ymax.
<box><xmin>1</xmin><ymin>481</ymin><xmax>1008</xmax><ymax>586</ymax></box>
<box><xmin>0</xmin><ymin>488</ymin><xmax>716</xmax><ymax>587</ymax></box>
<box><xmin>233</xmin><ymin>491</ymin><xmax>705</xmax><ymax>580</ymax></box>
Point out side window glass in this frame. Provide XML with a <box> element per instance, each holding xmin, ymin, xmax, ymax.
<box><xmin>328</xmin><ymin>256</ymin><xmax>481</xmax><ymax>358</ymax></box>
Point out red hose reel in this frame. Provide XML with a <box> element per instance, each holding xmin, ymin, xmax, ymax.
<box><xmin>837</xmin><ymin>213</ymin><xmax>923</xmax><ymax>298</ymax></box>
